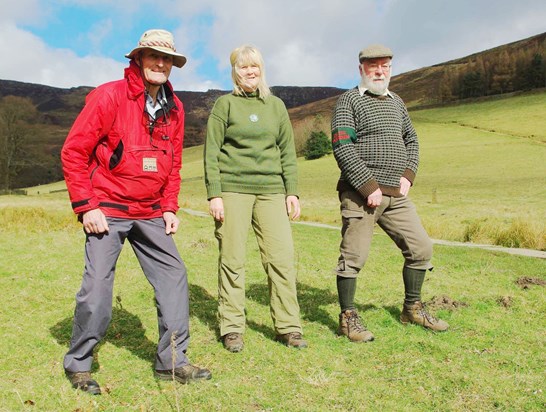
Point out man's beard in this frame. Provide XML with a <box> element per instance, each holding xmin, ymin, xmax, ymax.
<box><xmin>360</xmin><ymin>74</ymin><xmax>390</xmax><ymax>95</ymax></box>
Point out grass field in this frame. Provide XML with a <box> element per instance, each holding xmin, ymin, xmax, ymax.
<box><xmin>0</xmin><ymin>91</ymin><xmax>545</xmax><ymax>411</ymax></box>
<box><xmin>179</xmin><ymin>91</ymin><xmax>546</xmax><ymax>250</ymax></box>
<box><xmin>0</xmin><ymin>198</ymin><xmax>545</xmax><ymax>411</ymax></box>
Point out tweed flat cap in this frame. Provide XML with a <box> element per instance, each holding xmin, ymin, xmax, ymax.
<box><xmin>358</xmin><ymin>44</ymin><xmax>393</xmax><ymax>62</ymax></box>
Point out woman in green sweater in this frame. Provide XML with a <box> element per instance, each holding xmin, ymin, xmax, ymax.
<box><xmin>204</xmin><ymin>45</ymin><xmax>306</xmax><ymax>352</ymax></box>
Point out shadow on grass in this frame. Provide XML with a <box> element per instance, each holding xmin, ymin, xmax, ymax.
<box><xmin>50</xmin><ymin>306</ymin><xmax>157</xmax><ymax>372</ymax></box>
<box><xmin>247</xmin><ymin>282</ymin><xmax>376</xmax><ymax>334</ymax></box>
<box><xmin>188</xmin><ymin>284</ymin><xmax>220</xmax><ymax>338</ymax></box>
<box><xmin>162</xmin><ymin>281</ymin><xmax>381</xmax><ymax>345</ymax></box>
<box><xmin>383</xmin><ymin>305</ymin><xmax>403</xmax><ymax>322</ymax></box>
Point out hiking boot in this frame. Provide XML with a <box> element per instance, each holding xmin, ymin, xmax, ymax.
<box><xmin>338</xmin><ymin>309</ymin><xmax>374</xmax><ymax>342</ymax></box>
<box><xmin>155</xmin><ymin>364</ymin><xmax>212</xmax><ymax>384</ymax></box>
<box><xmin>222</xmin><ymin>332</ymin><xmax>244</xmax><ymax>353</ymax></box>
<box><xmin>65</xmin><ymin>370</ymin><xmax>101</xmax><ymax>395</ymax></box>
<box><xmin>275</xmin><ymin>332</ymin><xmax>308</xmax><ymax>349</ymax></box>
<box><xmin>400</xmin><ymin>301</ymin><xmax>449</xmax><ymax>331</ymax></box>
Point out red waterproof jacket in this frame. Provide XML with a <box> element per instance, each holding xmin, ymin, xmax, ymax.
<box><xmin>61</xmin><ymin>61</ymin><xmax>184</xmax><ymax>219</ymax></box>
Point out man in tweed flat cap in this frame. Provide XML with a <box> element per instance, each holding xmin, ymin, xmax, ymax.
<box><xmin>331</xmin><ymin>44</ymin><xmax>449</xmax><ymax>343</ymax></box>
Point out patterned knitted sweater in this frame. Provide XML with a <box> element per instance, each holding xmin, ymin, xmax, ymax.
<box><xmin>331</xmin><ymin>87</ymin><xmax>419</xmax><ymax>199</ymax></box>
<box><xmin>204</xmin><ymin>92</ymin><xmax>298</xmax><ymax>199</ymax></box>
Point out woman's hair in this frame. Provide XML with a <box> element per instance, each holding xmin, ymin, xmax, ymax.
<box><xmin>230</xmin><ymin>45</ymin><xmax>271</xmax><ymax>99</ymax></box>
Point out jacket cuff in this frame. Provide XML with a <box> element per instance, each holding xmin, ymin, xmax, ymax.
<box><xmin>72</xmin><ymin>197</ymin><xmax>100</xmax><ymax>215</ymax></box>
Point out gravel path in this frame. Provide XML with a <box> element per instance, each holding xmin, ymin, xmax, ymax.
<box><xmin>181</xmin><ymin>209</ymin><xmax>546</xmax><ymax>259</ymax></box>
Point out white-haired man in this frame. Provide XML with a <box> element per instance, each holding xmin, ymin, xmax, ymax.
<box><xmin>331</xmin><ymin>44</ymin><xmax>449</xmax><ymax>343</ymax></box>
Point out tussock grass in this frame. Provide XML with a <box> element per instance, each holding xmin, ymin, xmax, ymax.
<box><xmin>494</xmin><ymin>219</ymin><xmax>546</xmax><ymax>250</ymax></box>
<box><xmin>0</xmin><ymin>206</ymin><xmax>78</xmax><ymax>232</ymax></box>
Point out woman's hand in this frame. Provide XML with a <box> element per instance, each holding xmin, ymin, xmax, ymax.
<box><xmin>286</xmin><ymin>195</ymin><xmax>301</xmax><ymax>220</ymax></box>
<box><xmin>209</xmin><ymin>197</ymin><xmax>225</xmax><ymax>222</ymax></box>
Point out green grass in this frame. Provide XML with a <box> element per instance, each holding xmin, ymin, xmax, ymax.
<box><xmin>179</xmin><ymin>91</ymin><xmax>546</xmax><ymax>250</ymax></box>
<box><xmin>0</xmin><ymin>198</ymin><xmax>545</xmax><ymax>411</ymax></box>
<box><xmin>0</xmin><ymin>91</ymin><xmax>545</xmax><ymax>410</ymax></box>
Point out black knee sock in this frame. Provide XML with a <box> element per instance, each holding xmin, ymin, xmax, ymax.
<box><xmin>402</xmin><ymin>267</ymin><xmax>425</xmax><ymax>304</ymax></box>
<box><xmin>337</xmin><ymin>276</ymin><xmax>357</xmax><ymax>312</ymax></box>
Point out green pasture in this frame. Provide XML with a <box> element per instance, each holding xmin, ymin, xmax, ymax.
<box><xmin>0</xmin><ymin>91</ymin><xmax>545</xmax><ymax>411</ymax></box>
<box><xmin>0</xmin><ymin>197</ymin><xmax>544</xmax><ymax>411</ymax></box>
<box><xmin>180</xmin><ymin>91</ymin><xmax>546</xmax><ymax>250</ymax></box>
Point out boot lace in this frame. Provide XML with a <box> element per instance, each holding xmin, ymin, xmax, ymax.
<box><xmin>347</xmin><ymin>311</ymin><xmax>367</xmax><ymax>333</ymax></box>
<box><xmin>417</xmin><ymin>303</ymin><xmax>440</xmax><ymax>325</ymax></box>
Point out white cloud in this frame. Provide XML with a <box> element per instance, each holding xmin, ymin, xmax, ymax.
<box><xmin>0</xmin><ymin>22</ymin><xmax>124</xmax><ymax>88</ymax></box>
<box><xmin>0</xmin><ymin>0</ymin><xmax>44</xmax><ymax>25</ymax></box>
<box><xmin>1</xmin><ymin>0</ymin><xmax>545</xmax><ymax>90</ymax></box>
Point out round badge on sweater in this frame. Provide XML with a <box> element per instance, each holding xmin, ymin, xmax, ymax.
<box><xmin>249</xmin><ymin>114</ymin><xmax>259</xmax><ymax>122</ymax></box>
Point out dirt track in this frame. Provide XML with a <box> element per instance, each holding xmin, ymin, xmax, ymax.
<box><xmin>182</xmin><ymin>208</ymin><xmax>546</xmax><ymax>259</ymax></box>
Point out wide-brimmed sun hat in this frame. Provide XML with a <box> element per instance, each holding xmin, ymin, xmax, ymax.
<box><xmin>125</xmin><ymin>29</ymin><xmax>187</xmax><ymax>68</ymax></box>
<box><xmin>358</xmin><ymin>44</ymin><xmax>393</xmax><ymax>62</ymax></box>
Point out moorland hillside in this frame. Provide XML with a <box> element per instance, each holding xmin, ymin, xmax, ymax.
<box><xmin>0</xmin><ymin>32</ymin><xmax>544</xmax><ymax>189</ymax></box>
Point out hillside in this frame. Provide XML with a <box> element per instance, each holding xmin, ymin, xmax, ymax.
<box><xmin>0</xmin><ymin>32</ymin><xmax>544</xmax><ymax>189</ymax></box>
<box><xmin>289</xmin><ymin>31</ymin><xmax>546</xmax><ymax>149</ymax></box>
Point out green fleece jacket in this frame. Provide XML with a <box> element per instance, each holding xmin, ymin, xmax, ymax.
<box><xmin>204</xmin><ymin>92</ymin><xmax>298</xmax><ymax>199</ymax></box>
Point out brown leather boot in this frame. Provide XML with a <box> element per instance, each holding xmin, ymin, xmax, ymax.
<box><xmin>400</xmin><ymin>301</ymin><xmax>449</xmax><ymax>331</ymax></box>
<box><xmin>338</xmin><ymin>310</ymin><xmax>374</xmax><ymax>342</ymax></box>
<box><xmin>222</xmin><ymin>332</ymin><xmax>244</xmax><ymax>353</ymax></box>
<box><xmin>65</xmin><ymin>370</ymin><xmax>101</xmax><ymax>395</ymax></box>
<box><xmin>155</xmin><ymin>364</ymin><xmax>212</xmax><ymax>384</ymax></box>
<box><xmin>275</xmin><ymin>332</ymin><xmax>308</xmax><ymax>349</ymax></box>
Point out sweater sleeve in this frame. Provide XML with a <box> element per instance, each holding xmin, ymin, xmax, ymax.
<box><xmin>400</xmin><ymin>100</ymin><xmax>419</xmax><ymax>183</ymax></box>
<box><xmin>204</xmin><ymin>96</ymin><xmax>228</xmax><ymax>199</ymax></box>
<box><xmin>331</xmin><ymin>91</ymin><xmax>379</xmax><ymax>198</ymax></box>
<box><xmin>275</xmin><ymin>98</ymin><xmax>298</xmax><ymax>196</ymax></box>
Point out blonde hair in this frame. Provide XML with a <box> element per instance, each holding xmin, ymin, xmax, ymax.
<box><xmin>230</xmin><ymin>45</ymin><xmax>271</xmax><ymax>99</ymax></box>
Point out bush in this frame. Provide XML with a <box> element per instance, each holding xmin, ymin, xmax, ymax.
<box><xmin>304</xmin><ymin>131</ymin><xmax>332</xmax><ymax>160</ymax></box>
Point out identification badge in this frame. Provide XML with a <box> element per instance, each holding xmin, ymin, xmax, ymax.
<box><xmin>143</xmin><ymin>157</ymin><xmax>158</xmax><ymax>172</ymax></box>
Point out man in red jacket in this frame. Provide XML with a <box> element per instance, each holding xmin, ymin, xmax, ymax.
<box><xmin>61</xmin><ymin>29</ymin><xmax>211</xmax><ymax>395</ymax></box>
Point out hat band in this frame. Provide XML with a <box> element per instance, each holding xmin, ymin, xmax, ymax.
<box><xmin>139</xmin><ymin>40</ymin><xmax>176</xmax><ymax>52</ymax></box>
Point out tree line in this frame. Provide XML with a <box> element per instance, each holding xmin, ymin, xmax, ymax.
<box><xmin>439</xmin><ymin>47</ymin><xmax>546</xmax><ymax>102</ymax></box>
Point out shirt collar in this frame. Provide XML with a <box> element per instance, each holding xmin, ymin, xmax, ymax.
<box><xmin>145</xmin><ymin>86</ymin><xmax>167</xmax><ymax>119</ymax></box>
<box><xmin>358</xmin><ymin>84</ymin><xmax>393</xmax><ymax>98</ymax></box>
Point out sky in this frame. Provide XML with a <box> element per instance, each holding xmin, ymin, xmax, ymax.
<box><xmin>1</xmin><ymin>0</ymin><xmax>545</xmax><ymax>92</ymax></box>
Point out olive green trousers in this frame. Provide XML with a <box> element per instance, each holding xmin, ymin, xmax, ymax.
<box><xmin>215</xmin><ymin>192</ymin><xmax>303</xmax><ymax>337</ymax></box>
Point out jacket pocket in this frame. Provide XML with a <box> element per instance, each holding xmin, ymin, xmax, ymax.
<box><xmin>109</xmin><ymin>144</ymin><xmax>174</xmax><ymax>200</ymax></box>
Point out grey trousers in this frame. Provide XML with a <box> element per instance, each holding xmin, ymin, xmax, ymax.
<box><xmin>63</xmin><ymin>217</ymin><xmax>190</xmax><ymax>372</ymax></box>
<box><xmin>336</xmin><ymin>190</ymin><xmax>433</xmax><ymax>278</ymax></box>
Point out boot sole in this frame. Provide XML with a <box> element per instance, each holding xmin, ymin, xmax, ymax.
<box><xmin>337</xmin><ymin>331</ymin><xmax>374</xmax><ymax>343</ymax></box>
<box><xmin>400</xmin><ymin>317</ymin><xmax>449</xmax><ymax>332</ymax></box>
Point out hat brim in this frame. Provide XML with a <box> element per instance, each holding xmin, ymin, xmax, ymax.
<box><xmin>125</xmin><ymin>46</ymin><xmax>187</xmax><ymax>68</ymax></box>
<box><xmin>359</xmin><ymin>53</ymin><xmax>393</xmax><ymax>62</ymax></box>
